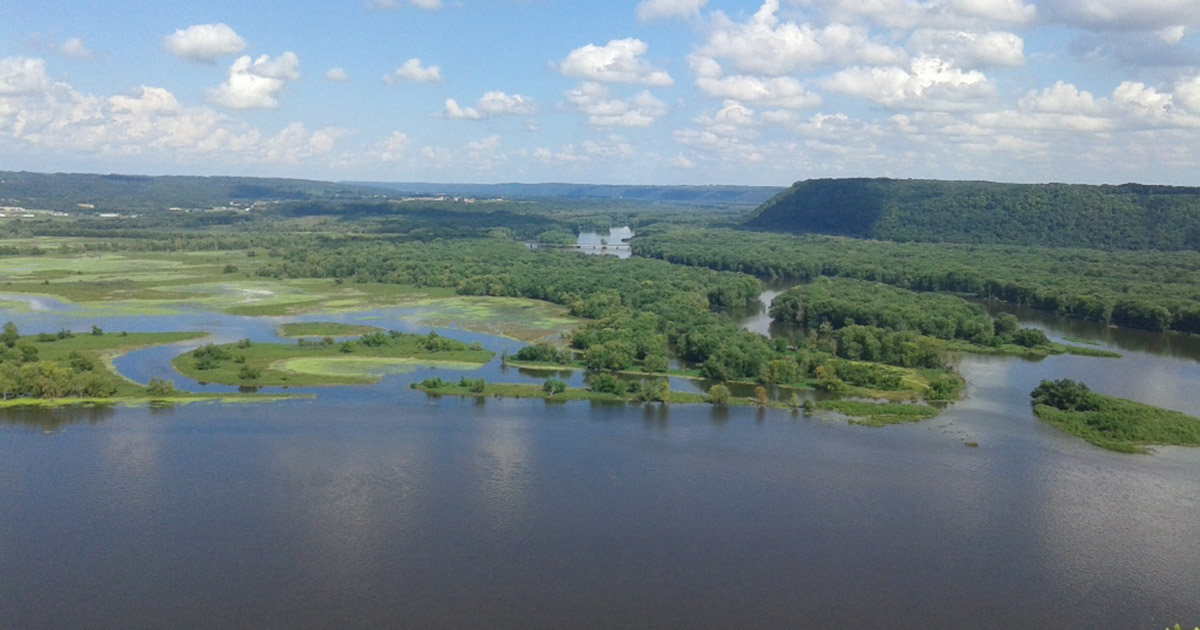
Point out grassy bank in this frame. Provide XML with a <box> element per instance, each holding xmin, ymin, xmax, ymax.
<box><xmin>172</xmin><ymin>331</ymin><xmax>493</xmax><ymax>387</ymax></box>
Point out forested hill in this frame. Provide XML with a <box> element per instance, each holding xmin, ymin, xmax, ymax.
<box><xmin>0</xmin><ymin>171</ymin><xmax>391</xmax><ymax>212</ymax></box>
<box><xmin>744</xmin><ymin>178</ymin><xmax>1200</xmax><ymax>250</ymax></box>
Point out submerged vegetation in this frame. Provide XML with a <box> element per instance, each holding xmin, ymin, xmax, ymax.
<box><xmin>1031</xmin><ymin>379</ymin><xmax>1200</xmax><ymax>453</ymax></box>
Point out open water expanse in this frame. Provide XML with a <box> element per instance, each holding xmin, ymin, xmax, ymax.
<box><xmin>1</xmin><ymin>292</ymin><xmax>1198</xmax><ymax>629</ymax></box>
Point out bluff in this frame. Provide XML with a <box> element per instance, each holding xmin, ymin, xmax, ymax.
<box><xmin>744</xmin><ymin>178</ymin><xmax>1200</xmax><ymax>250</ymax></box>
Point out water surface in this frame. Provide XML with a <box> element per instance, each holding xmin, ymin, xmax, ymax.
<box><xmin>1</xmin><ymin>299</ymin><xmax>1198</xmax><ymax>629</ymax></box>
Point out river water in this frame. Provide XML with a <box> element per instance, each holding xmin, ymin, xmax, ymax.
<box><xmin>1</xmin><ymin>292</ymin><xmax>1198</xmax><ymax>629</ymax></box>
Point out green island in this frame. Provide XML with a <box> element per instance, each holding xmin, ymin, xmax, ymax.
<box><xmin>171</xmin><ymin>329</ymin><xmax>494</xmax><ymax>387</ymax></box>
<box><xmin>411</xmin><ymin>375</ymin><xmax>939</xmax><ymax>426</ymax></box>
<box><xmin>1031</xmin><ymin>379</ymin><xmax>1200</xmax><ymax>454</ymax></box>
<box><xmin>0</xmin><ymin>322</ymin><xmax>301</xmax><ymax>407</ymax></box>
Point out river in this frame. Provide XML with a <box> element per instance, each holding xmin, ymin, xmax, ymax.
<box><xmin>0</xmin><ymin>292</ymin><xmax>1197</xmax><ymax>628</ymax></box>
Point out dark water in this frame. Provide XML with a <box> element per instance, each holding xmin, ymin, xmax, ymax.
<box><xmin>1</xmin><ymin>300</ymin><xmax>1199</xmax><ymax>629</ymax></box>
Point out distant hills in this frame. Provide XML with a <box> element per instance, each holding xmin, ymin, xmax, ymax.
<box><xmin>0</xmin><ymin>171</ymin><xmax>781</xmax><ymax>213</ymax></box>
<box><xmin>354</xmin><ymin>182</ymin><xmax>782</xmax><ymax>206</ymax></box>
<box><xmin>0</xmin><ymin>171</ymin><xmax>394</xmax><ymax>212</ymax></box>
<box><xmin>746</xmin><ymin>178</ymin><xmax>1200</xmax><ymax>251</ymax></box>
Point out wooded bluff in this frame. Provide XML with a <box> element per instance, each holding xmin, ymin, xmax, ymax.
<box><xmin>746</xmin><ymin>178</ymin><xmax>1200</xmax><ymax>251</ymax></box>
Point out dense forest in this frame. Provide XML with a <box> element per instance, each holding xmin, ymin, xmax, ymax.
<box><xmin>746</xmin><ymin>178</ymin><xmax>1200</xmax><ymax>250</ymax></box>
<box><xmin>634</xmin><ymin>228</ymin><xmax>1200</xmax><ymax>334</ymax></box>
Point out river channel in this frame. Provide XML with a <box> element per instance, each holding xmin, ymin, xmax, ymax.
<box><xmin>0</xmin><ymin>288</ymin><xmax>1197</xmax><ymax>628</ymax></box>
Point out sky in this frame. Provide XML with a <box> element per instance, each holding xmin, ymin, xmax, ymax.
<box><xmin>2</xmin><ymin>0</ymin><xmax>1200</xmax><ymax>186</ymax></box>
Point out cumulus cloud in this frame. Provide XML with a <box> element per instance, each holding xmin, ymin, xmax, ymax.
<box><xmin>163</xmin><ymin>23</ymin><xmax>246</xmax><ymax>63</ymax></box>
<box><xmin>60</xmin><ymin>38</ymin><xmax>94</xmax><ymax>60</ymax></box>
<box><xmin>0</xmin><ymin>70</ymin><xmax>338</xmax><ymax>164</ymax></box>
<box><xmin>822</xmin><ymin>56</ymin><xmax>994</xmax><ymax>109</ymax></box>
<box><xmin>324</xmin><ymin>67</ymin><xmax>349</xmax><ymax>82</ymax></box>
<box><xmin>559</xmin><ymin>38</ymin><xmax>673</xmax><ymax>86</ymax></box>
<box><xmin>689</xmin><ymin>53</ymin><xmax>822</xmax><ymax>108</ymax></box>
<box><xmin>442</xmin><ymin>98</ymin><xmax>481</xmax><ymax>120</ymax></box>
<box><xmin>635</xmin><ymin>0</ymin><xmax>707</xmax><ymax>22</ymax></box>
<box><xmin>383</xmin><ymin>58</ymin><xmax>442</xmax><ymax>83</ymax></box>
<box><xmin>378</xmin><ymin>131</ymin><xmax>409</xmax><ymax>161</ymax></box>
<box><xmin>0</xmin><ymin>57</ymin><xmax>50</xmax><ymax>95</ymax></box>
<box><xmin>477</xmin><ymin>91</ymin><xmax>536</xmax><ymax>116</ymax></box>
<box><xmin>565</xmin><ymin>82</ymin><xmax>669</xmax><ymax>127</ymax></box>
<box><xmin>908</xmin><ymin>30</ymin><xmax>1025</xmax><ymax>68</ymax></box>
<box><xmin>208</xmin><ymin>52</ymin><xmax>300</xmax><ymax>110</ymax></box>
<box><xmin>443</xmin><ymin>90</ymin><xmax>536</xmax><ymax>121</ymax></box>
<box><xmin>701</xmin><ymin>0</ymin><xmax>906</xmax><ymax>75</ymax></box>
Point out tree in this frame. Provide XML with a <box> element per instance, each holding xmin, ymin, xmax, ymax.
<box><xmin>706</xmin><ymin>384</ymin><xmax>731</xmax><ymax>405</ymax></box>
<box><xmin>1</xmin><ymin>322</ymin><xmax>17</xmax><ymax>348</ymax></box>
<box><xmin>542</xmin><ymin>378</ymin><xmax>566</xmax><ymax>394</ymax></box>
<box><xmin>754</xmin><ymin>386</ymin><xmax>769</xmax><ymax>406</ymax></box>
<box><xmin>146</xmin><ymin>377</ymin><xmax>176</xmax><ymax>396</ymax></box>
<box><xmin>638</xmin><ymin>378</ymin><xmax>670</xmax><ymax>403</ymax></box>
<box><xmin>91</xmin><ymin>324</ymin><xmax>103</xmax><ymax>336</ymax></box>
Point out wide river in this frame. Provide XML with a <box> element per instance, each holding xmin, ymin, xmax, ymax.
<box><xmin>1</xmin><ymin>291</ymin><xmax>1198</xmax><ymax>629</ymax></box>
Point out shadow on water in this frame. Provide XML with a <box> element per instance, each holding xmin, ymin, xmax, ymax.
<box><xmin>0</xmin><ymin>404</ymin><xmax>116</xmax><ymax>430</ymax></box>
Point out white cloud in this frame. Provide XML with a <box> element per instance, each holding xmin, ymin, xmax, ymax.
<box><xmin>1019</xmin><ymin>81</ymin><xmax>1104</xmax><ymax>114</ymax></box>
<box><xmin>559</xmin><ymin>38</ymin><xmax>673</xmax><ymax>86</ymax></box>
<box><xmin>163</xmin><ymin>23</ymin><xmax>246</xmax><ymax>63</ymax></box>
<box><xmin>443</xmin><ymin>98</ymin><xmax>482</xmax><ymax>120</ymax></box>
<box><xmin>384</xmin><ymin>58</ymin><xmax>442</xmax><ymax>83</ymax></box>
<box><xmin>477</xmin><ymin>91</ymin><xmax>536</xmax><ymax>116</ymax></box>
<box><xmin>692</xmin><ymin>59</ymin><xmax>822</xmax><ymax>109</ymax></box>
<box><xmin>1176</xmin><ymin>76</ymin><xmax>1200</xmax><ymax>113</ymax></box>
<box><xmin>208</xmin><ymin>53</ymin><xmax>300</xmax><ymax>110</ymax></box>
<box><xmin>248</xmin><ymin>51</ymin><xmax>300</xmax><ymax>80</ymax></box>
<box><xmin>908</xmin><ymin>30</ymin><xmax>1025</xmax><ymax>68</ymax></box>
<box><xmin>822</xmin><ymin>56</ymin><xmax>994</xmax><ymax>109</ymax></box>
<box><xmin>669</xmin><ymin>153</ymin><xmax>695</xmax><ymax>168</ymax></box>
<box><xmin>60</xmin><ymin>38</ymin><xmax>94</xmax><ymax>60</ymax></box>
<box><xmin>1158</xmin><ymin>25</ymin><xmax>1187</xmax><ymax>44</ymax></box>
<box><xmin>0</xmin><ymin>57</ymin><xmax>50</xmax><ymax>95</ymax></box>
<box><xmin>635</xmin><ymin>0</ymin><xmax>707</xmax><ymax>22</ymax></box>
<box><xmin>565</xmin><ymin>82</ymin><xmax>669</xmax><ymax>127</ymax></box>
<box><xmin>325</xmin><ymin>67</ymin><xmax>349</xmax><ymax>82</ymax></box>
<box><xmin>378</xmin><ymin>131</ymin><xmax>409</xmax><ymax>161</ymax></box>
<box><xmin>702</xmin><ymin>1</ymin><xmax>906</xmax><ymax>75</ymax></box>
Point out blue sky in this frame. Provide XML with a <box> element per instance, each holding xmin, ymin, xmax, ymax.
<box><xmin>2</xmin><ymin>0</ymin><xmax>1200</xmax><ymax>185</ymax></box>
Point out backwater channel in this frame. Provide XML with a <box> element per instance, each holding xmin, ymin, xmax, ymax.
<box><xmin>1</xmin><ymin>284</ymin><xmax>1197</xmax><ymax>628</ymax></box>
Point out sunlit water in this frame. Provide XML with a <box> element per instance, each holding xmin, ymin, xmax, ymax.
<box><xmin>1</xmin><ymin>291</ymin><xmax>1198</xmax><ymax>629</ymax></box>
